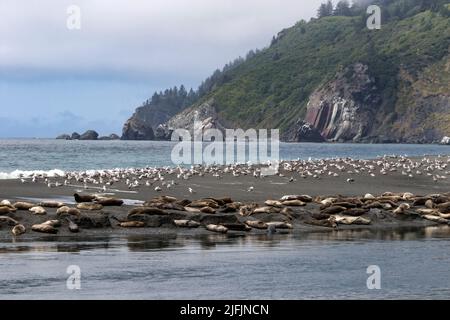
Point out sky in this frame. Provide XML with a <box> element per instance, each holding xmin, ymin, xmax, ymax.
<box><xmin>0</xmin><ymin>0</ymin><xmax>324</xmax><ymax>138</ymax></box>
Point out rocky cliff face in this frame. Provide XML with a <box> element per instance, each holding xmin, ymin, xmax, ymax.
<box><xmin>166</xmin><ymin>99</ymin><xmax>226</xmax><ymax>138</ymax></box>
<box><xmin>302</xmin><ymin>63</ymin><xmax>381</xmax><ymax>142</ymax></box>
<box><xmin>122</xmin><ymin>117</ymin><xmax>155</xmax><ymax>140</ymax></box>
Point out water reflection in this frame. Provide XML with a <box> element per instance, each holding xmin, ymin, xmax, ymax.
<box><xmin>0</xmin><ymin>226</ymin><xmax>450</xmax><ymax>255</ymax></box>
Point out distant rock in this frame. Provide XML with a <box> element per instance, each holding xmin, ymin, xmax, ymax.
<box><xmin>71</xmin><ymin>132</ymin><xmax>81</xmax><ymax>140</ymax></box>
<box><xmin>79</xmin><ymin>130</ymin><xmax>99</xmax><ymax>140</ymax></box>
<box><xmin>441</xmin><ymin>136</ymin><xmax>450</xmax><ymax>145</ymax></box>
<box><xmin>286</xmin><ymin>120</ymin><xmax>325</xmax><ymax>142</ymax></box>
<box><xmin>98</xmin><ymin>134</ymin><xmax>120</xmax><ymax>141</ymax></box>
<box><xmin>56</xmin><ymin>134</ymin><xmax>71</xmax><ymax>140</ymax></box>
<box><xmin>122</xmin><ymin>118</ymin><xmax>155</xmax><ymax>140</ymax></box>
<box><xmin>166</xmin><ymin>99</ymin><xmax>226</xmax><ymax>139</ymax></box>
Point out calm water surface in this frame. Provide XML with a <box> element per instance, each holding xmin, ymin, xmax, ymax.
<box><xmin>1</xmin><ymin>228</ymin><xmax>450</xmax><ymax>299</ymax></box>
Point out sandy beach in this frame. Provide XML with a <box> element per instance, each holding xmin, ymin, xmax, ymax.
<box><xmin>1</xmin><ymin>156</ymin><xmax>450</xmax><ymax>240</ymax></box>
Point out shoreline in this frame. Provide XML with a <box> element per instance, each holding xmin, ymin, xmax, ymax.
<box><xmin>1</xmin><ymin>156</ymin><xmax>450</xmax><ymax>241</ymax></box>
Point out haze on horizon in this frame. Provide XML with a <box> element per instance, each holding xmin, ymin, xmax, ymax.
<box><xmin>0</xmin><ymin>0</ymin><xmax>324</xmax><ymax>138</ymax></box>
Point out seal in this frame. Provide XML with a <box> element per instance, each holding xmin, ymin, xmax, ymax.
<box><xmin>245</xmin><ymin>220</ymin><xmax>268</xmax><ymax>230</ymax></box>
<box><xmin>56</xmin><ymin>206</ymin><xmax>81</xmax><ymax>217</ymax></box>
<box><xmin>266</xmin><ymin>222</ymin><xmax>293</xmax><ymax>229</ymax></box>
<box><xmin>118</xmin><ymin>221</ymin><xmax>146</xmax><ymax>228</ymax></box>
<box><xmin>95</xmin><ymin>197</ymin><xmax>124</xmax><ymax>206</ymax></box>
<box><xmin>437</xmin><ymin>202</ymin><xmax>450</xmax><ymax>213</ymax></box>
<box><xmin>74</xmin><ymin>193</ymin><xmax>95</xmax><ymax>203</ymax></box>
<box><xmin>422</xmin><ymin>214</ymin><xmax>449</xmax><ymax>225</ymax></box>
<box><xmin>220</xmin><ymin>223</ymin><xmax>251</xmax><ymax>232</ymax></box>
<box><xmin>174</xmin><ymin>220</ymin><xmax>201</xmax><ymax>228</ymax></box>
<box><xmin>393</xmin><ymin>203</ymin><xmax>410</xmax><ymax>214</ymax></box>
<box><xmin>13</xmin><ymin>202</ymin><xmax>35</xmax><ymax>210</ymax></box>
<box><xmin>304</xmin><ymin>216</ymin><xmax>337</xmax><ymax>229</ymax></box>
<box><xmin>281</xmin><ymin>200</ymin><xmax>306</xmax><ymax>207</ymax></box>
<box><xmin>11</xmin><ymin>224</ymin><xmax>26</xmax><ymax>236</ymax></box>
<box><xmin>264</xmin><ymin>200</ymin><xmax>284</xmax><ymax>208</ymax></box>
<box><xmin>0</xmin><ymin>206</ymin><xmax>15</xmax><ymax>214</ymax></box>
<box><xmin>128</xmin><ymin>207</ymin><xmax>167</xmax><ymax>218</ymax></box>
<box><xmin>32</xmin><ymin>222</ymin><xmax>59</xmax><ymax>234</ymax></box>
<box><xmin>321</xmin><ymin>206</ymin><xmax>347</xmax><ymax>215</ymax></box>
<box><xmin>342</xmin><ymin>208</ymin><xmax>369</xmax><ymax>217</ymax></box>
<box><xmin>188</xmin><ymin>200</ymin><xmax>219</xmax><ymax>209</ymax></box>
<box><xmin>253</xmin><ymin>206</ymin><xmax>281</xmax><ymax>214</ymax></box>
<box><xmin>76</xmin><ymin>203</ymin><xmax>103</xmax><ymax>211</ymax></box>
<box><xmin>280</xmin><ymin>195</ymin><xmax>312</xmax><ymax>202</ymax></box>
<box><xmin>334</xmin><ymin>215</ymin><xmax>371</xmax><ymax>225</ymax></box>
<box><xmin>205</xmin><ymin>224</ymin><xmax>228</xmax><ymax>233</ymax></box>
<box><xmin>29</xmin><ymin>206</ymin><xmax>47</xmax><ymax>215</ymax></box>
<box><xmin>200</xmin><ymin>206</ymin><xmax>216</xmax><ymax>214</ymax></box>
<box><xmin>38</xmin><ymin>201</ymin><xmax>65</xmax><ymax>208</ymax></box>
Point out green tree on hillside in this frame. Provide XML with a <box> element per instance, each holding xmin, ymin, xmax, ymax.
<box><xmin>334</xmin><ymin>0</ymin><xmax>352</xmax><ymax>16</ymax></box>
<box><xmin>318</xmin><ymin>1</ymin><xmax>334</xmax><ymax>18</ymax></box>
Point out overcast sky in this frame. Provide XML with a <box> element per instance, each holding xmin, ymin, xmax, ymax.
<box><xmin>0</xmin><ymin>0</ymin><xmax>324</xmax><ymax>137</ymax></box>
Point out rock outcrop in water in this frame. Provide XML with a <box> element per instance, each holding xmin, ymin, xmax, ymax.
<box><xmin>80</xmin><ymin>130</ymin><xmax>99</xmax><ymax>140</ymax></box>
<box><xmin>56</xmin><ymin>131</ymin><xmax>119</xmax><ymax>141</ymax></box>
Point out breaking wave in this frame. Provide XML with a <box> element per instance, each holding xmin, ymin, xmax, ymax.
<box><xmin>0</xmin><ymin>169</ymin><xmax>66</xmax><ymax>180</ymax></box>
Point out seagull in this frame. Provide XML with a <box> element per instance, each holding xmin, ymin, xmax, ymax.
<box><xmin>346</xmin><ymin>178</ymin><xmax>355</xmax><ymax>183</ymax></box>
<box><xmin>189</xmin><ymin>187</ymin><xmax>196</xmax><ymax>194</ymax></box>
<box><xmin>247</xmin><ymin>186</ymin><xmax>254</xmax><ymax>192</ymax></box>
<box><xmin>155</xmin><ymin>186</ymin><xmax>162</xmax><ymax>192</ymax></box>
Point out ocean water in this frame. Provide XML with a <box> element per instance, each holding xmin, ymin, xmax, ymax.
<box><xmin>1</xmin><ymin>139</ymin><xmax>450</xmax><ymax>300</ymax></box>
<box><xmin>1</xmin><ymin>228</ymin><xmax>450</xmax><ymax>299</ymax></box>
<box><xmin>0</xmin><ymin>139</ymin><xmax>449</xmax><ymax>178</ymax></box>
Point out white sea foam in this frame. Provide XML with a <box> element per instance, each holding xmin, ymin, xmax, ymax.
<box><xmin>0</xmin><ymin>169</ymin><xmax>65</xmax><ymax>180</ymax></box>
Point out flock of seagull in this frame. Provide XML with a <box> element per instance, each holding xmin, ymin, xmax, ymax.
<box><xmin>17</xmin><ymin>155</ymin><xmax>450</xmax><ymax>194</ymax></box>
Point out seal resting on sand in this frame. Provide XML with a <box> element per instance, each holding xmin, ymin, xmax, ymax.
<box><xmin>118</xmin><ymin>221</ymin><xmax>146</xmax><ymax>228</ymax></box>
<box><xmin>266</xmin><ymin>222</ymin><xmax>293</xmax><ymax>229</ymax></box>
<box><xmin>38</xmin><ymin>201</ymin><xmax>65</xmax><ymax>208</ymax></box>
<box><xmin>29</xmin><ymin>206</ymin><xmax>47</xmax><ymax>215</ymax></box>
<box><xmin>32</xmin><ymin>221</ymin><xmax>60</xmax><ymax>234</ymax></box>
<box><xmin>94</xmin><ymin>197</ymin><xmax>123</xmax><ymax>206</ymax></box>
<box><xmin>74</xmin><ymin>193</ymin><xmax>95</xmax><ymax>203</ymax></box>
<box><xmin>128</xmin><ymin>207</ymin><xmax>166</xmax><ymax>218</ymax></box>
<box><xmin>13</xmin><ymin>202</ymin><xmax>35</xmax><ymax>210</ymax></box>
<box><xmin>11</xmin><ymin>224</ymin><xmax>26</xmax><ymax>236</ymax></box>
<box><xmin>0</xmin><ymin>206</ymin><xmax>15</xmax><ymax>214</ymax></box>
<box><xmin>57</xmin><ymin>206</ymin><xmax>81</xmax><ymax>217</ymax></box>
<box><xmin>174</xmin><ymin>220</ymin><xmax>201</xmax><ymax>228</ymax></box>
<box><xmin>77</xmin><ymin>203</ymin><xmax>103</xmax><ymax>211</ymax></box>
<box><xmin>245</xmin><ymin>220</ymin><xmax>268</xmax><ymax>230</ymax></box>
<box><xmin>205</xmin><ymin>224</ymin><xmax>228</xmax><ymax>234</ymax></box>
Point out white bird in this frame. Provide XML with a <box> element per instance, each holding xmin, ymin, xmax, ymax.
<box><xmin>247</xmin><ymin>186</ymin><xmax>254</xmax><ymax>192</ymax></box>
<box><xmin>155</xmin><ymin>186</ymin><xmax>162</xmax><ymax>192</ymax></box>
<box><xmin>347</xmin><ymin>178</ymin><xmax>355</xmax><ymax>183</ymax></box>
<box><xmin>189</xmin><ymin>187</ymin><xmax>196</xmax><ymax>194</ymax></box>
